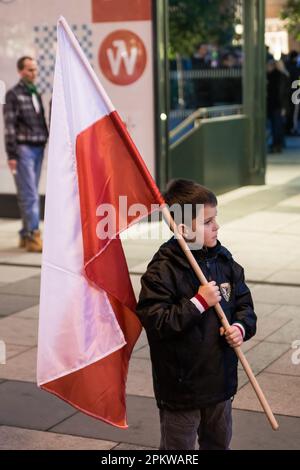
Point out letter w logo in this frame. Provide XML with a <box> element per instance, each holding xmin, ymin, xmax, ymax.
<box><xmin>107</xmin><ymin>40</ymin><xmax>138</xmax><ymax>76</ymax></box>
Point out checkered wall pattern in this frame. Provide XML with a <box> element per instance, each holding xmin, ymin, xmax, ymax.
<box><xmin>34</xmin><ymin>24</ymin><xmax>94</xmax><ymax>94</ymax></box>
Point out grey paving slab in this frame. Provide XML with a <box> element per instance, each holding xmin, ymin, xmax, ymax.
<box><xmin>231</xmin><ymin>410</ymin><xmax>300</xmax><ymax>450</ymax></box>
<box><xmin>0</xmin><ymin>380</ymin><xmax>77</xmax><ymax>430</ymax></box>
<box><xmin>132</xmin><ymin>329</ymin><xmax>148</xmax><ymax>353</ymax></box>
<box><xmin>0</xmin><ymin>347</ymin><xmax>37</xmax><ymax>382</ymax></box>
<box><xmin>132</xmin><ymin>345</ymin><xmax>150</xmax><ymax>359</ymax></box>
<box><xmin>51</xmin><ymin>395</ymin><xmax>160</xmax><ymax>448</ymax></box>
<box><xmin>0</xmin><ymin>426</ymin><xmax>116</xmax><ymax>450</ymax></box>
<box><xmin>0</xmin><ymin>316</ymin><xmax>38</xmax><ymax>346</ymax></box>
<box><xmin>114</xmin><ymin>443</ymin><xmax>157</xmax><ymax>450</ymax></box>
<box><xmin>126</xmin><ymin>358</ymin><xmax>154</xmax><ymax>398</ymax></box>
<box><xmin>240</xmin><ymin>338</ymin><xmax>260</xmax><ymax>353</ymax></box>
<box><xmin>0</xmin><ymin>219</ymin><xmax>22</xmax><ymax>230</ymax></box>
<box><xmin>260</xmin><ymin>232</ymin><xmax>300</xmax><ymax>252</ymax></box>
<box><xmin>0</xmin><ymin>265</ymin><xmax>40</xmax><ymax>284</ymax></box>
<box><xmin>222</xmin><ymin>211</ymin><xmax>300</xmax><ymax>234</ymax></box>
<box><xmin>126</xmin><ymin>252</ymin><xmax>161</xmax><ymax>265</ymax></box>
<box><xmin>238</xmin><ymin>253</ymin><xmax>294</xmax><ymax>274</ymax></box>
<box><xmin>127</xmin><ymin>258</ymin><xmax>150</xmax><ymax>270</ymax></box>
<box><xmin>272</xmin><ymin>304</ymin><xmax>300</xmax><ymax>322</ymax></box>
<box><xmin>254</xmin><ymin>314</ymin><xmax>291</xmax><ymax>341</ymax></box>
<box><xmin>219</xmin><ymin>230</ymin><xmax>265</xmax><ymax>248</ymax></box>
<box><xmin>0</xmin><ymin>219</ymin><xmax>14</xmax><ymax>225</ymax></box>
<box><xmin>238</xmin><ymin>342</ymin><xmax>290</xmax><ymax>375</ymax></box>
<box><xmin>5</xmin><ymin>343</ymin><xmax>31</xmax><ymax>360</ymax></box>
<box><xmin>252</xmin><ymin>284</ymin><xmax>300</xmax><ymax>306</ymax></box>
<box><xmin>253</xmin><ymin>302</ymin><xmax>281</xmax><ymax>318</ymax></box>
<box><xmin>247</xmin><ymin>234</ymin><xmax>300</xmax><ymax>254</ymax></box>
<box><xmin>278</xmin><ymin>220</ymin><xmax>300</xmax><ymax>236</ymax></box>
<box><xmin>0</xmin><ymin>293</ymin><xmax>39</xmax><ymax>318</ymax></box>
<box><xmin>266</xmin><ymin>269</ymin><xmax>300</xmax><ymax>284</ymax></box>
<box><xmin>220</xmin><ymin>195</ymin><xmax>294</xmax><ymax>226</ymax></box>
<box><xmin>233</xmin><ymin>372</ymin><xmax>300</xmax><ymax>417</ymax></box>
<box><xmin>130</xmin><ymin>274</ymin><xmax>142</xmax><ymax>299</ymax></box>
<box><xmin>284</xmin><ymin>258</ymin><xmax>300</xmax><ymax>270</ymax></box>
<box><xmin>130</xmin><ymin>261</ymin><xmax>148</xmax><ymax>274</ymax></box>
<box><xmin>265</xmin><ymin>350</ymin><xmax>300</xmax><ymax>377</ymax></box>
<box><xmin>266</xmin><ymin>319</ymin><xmax>300</xmax><ymax>345</ymax></box>
<box><xmin>0</xmin><ymin>253</ymin><xmax>42</xmax><ymax>266</ymax></box>
<box><xmin>237</xmin><ymin>370</ymin><xmax>249</xmax><ymax>389</ymax></box>
<box><xmin>0</xmin><ymin>252</ymin><xmax>23</xmax><ymax>264</ymax></box>
<box><xmin>244</xmin><ymin>268</ymin><xmax>276</xmax><ymax>282</ymax></box>
<box><xmin>0</xmin><ymin>274</ymin><xmax>41</xmax><ymax>297</ymax></box>
<box><xmin>13</xmin><ymin>304</ymin><xmax>39</xmax><ymax>320</ymax></box>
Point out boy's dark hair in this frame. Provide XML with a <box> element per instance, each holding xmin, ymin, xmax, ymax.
<box><xmin>17</xmin><ymin>56</ymin><xmax>33</xmax><ymax>71</ymax></box>
<box><xmin>163</xmin><ymin>179</ymin><xmax>217</xmax><ymax>222</ymax></box>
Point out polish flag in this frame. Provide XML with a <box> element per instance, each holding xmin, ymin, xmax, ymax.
<box><xmin>37</xmin><ymin>17</ymin><xmax>163</xmax><ymax>428</ymax></box>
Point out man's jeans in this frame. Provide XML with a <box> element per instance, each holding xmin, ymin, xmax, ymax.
<box><xmin>159</xmin><ymin>400</ymin><xmax>232</xmax><ymax>450</ymax></box>
<box><xmin>15</xmin><ymin>144</ymin><xmax>44</xmax><ymax>236</ymax></box>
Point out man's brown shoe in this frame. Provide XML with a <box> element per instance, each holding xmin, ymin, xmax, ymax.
<box><xmin>19</xmin><ymin>236</ymin><xmax>27</xmax><ymax>248</ymax></box>
<box><xmin>26</xmin><ymin>230</ymin><xmax>43</xmax><ymax>253</ymax></box>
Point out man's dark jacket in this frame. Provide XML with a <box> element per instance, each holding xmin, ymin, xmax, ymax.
<box><xmin>136</xmin><ymin>238</ymin><xmax>257</xmax><ymax>411</ymax></box>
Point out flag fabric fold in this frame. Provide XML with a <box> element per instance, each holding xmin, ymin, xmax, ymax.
<box><xmin>37</xmin><ymin>17</ymin><xmax>164</xmax><ymax>428</ymax></box>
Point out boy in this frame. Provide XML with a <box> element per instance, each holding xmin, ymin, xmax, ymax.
<box><xmin>136</xmin><ymin>179</ymin><xmax>257</xmax><ymax>450</ymax></box>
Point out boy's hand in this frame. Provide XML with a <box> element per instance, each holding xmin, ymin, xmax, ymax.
<box><xmin>220</xmin><ymin>325</ymin><xmax>243</xmax><ymax>348</ymax></box>
<box><xmin>198</xmin><ymin>281</ymin><xmax>221</xmax><ymax>307</ymax></box>
<box><xmin>8</xmin><ymin>159</ymin><xmax>17</xmax><ymax>174</ymax></box>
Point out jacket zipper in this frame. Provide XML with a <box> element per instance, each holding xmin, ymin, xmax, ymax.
<box><xmin>206</xmin><ymin>261</ymin><xmax>212</xmax><ymax>281</ymax></box>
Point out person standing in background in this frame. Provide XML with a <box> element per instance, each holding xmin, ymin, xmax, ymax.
<box><xmin>267</xmin><ymin>59</ymin><xmax>289</xmax><ymax>153</ymax></box>
<box><xmin>3</xmin><ymin>56</ymin><xmax>48</xmax><ymax>252</ymax></box>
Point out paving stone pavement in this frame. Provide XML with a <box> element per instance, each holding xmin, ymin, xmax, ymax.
<box><xmin>1</xmin><ymin>149</ymin><xmax>300</xmax><ymax>449</ymax></box>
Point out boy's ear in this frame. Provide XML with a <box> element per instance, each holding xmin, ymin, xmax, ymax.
<box><xmin>177</xmin><ymin>223</ymin><xmax>187</xmax><ymax>238</ymax></box>
<box><xmin>177</xmin><ymin>223</ymin><xmax>195</xmax><ymax>242</ymax></box>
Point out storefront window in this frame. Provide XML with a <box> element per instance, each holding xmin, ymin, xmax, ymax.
<box><xmin>169</xmin><ymin>0</ymin><xmax>243</xmax><ymax>129</ymax></box>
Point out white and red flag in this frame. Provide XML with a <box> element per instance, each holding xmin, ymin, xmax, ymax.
<box><xmin>37</xmin><ymin>17</ymin><xmax>163</xmax><ymax>428</ymax></box>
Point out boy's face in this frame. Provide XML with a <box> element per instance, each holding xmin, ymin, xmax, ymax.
<box><xmin>190</xmin><ymin>204</ymin><xmax>219</xmax><ymax>248</ymax></box>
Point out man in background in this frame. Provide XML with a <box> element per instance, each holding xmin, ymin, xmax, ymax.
<box><xmin>3</xmin><ymin>56</ymin><xmax>48</xmax><ymax>252</ymax></box>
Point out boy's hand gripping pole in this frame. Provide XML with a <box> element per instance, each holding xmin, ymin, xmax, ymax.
<box><xmin>161</xmin><ymin>205</ymin><xmax>279</xmax><ymax>431</ymax></box>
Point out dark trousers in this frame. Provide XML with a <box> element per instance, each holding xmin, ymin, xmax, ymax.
<box><xmin>268</xmin><ymin>110</ymin><xmax>284</xmax><ymax>149</ymax></box>
<box><xmin>159</xmin><ymin>400</ymin><xmax>232</xmax><ymax>450</ymax></box>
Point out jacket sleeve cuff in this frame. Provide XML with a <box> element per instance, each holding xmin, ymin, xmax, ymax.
<box><xmin>190</xmin><ymin>293</ymin><xmax>209</xmax><ymax>314</ymax></box>
<box><xmin>232</xmin><ymin>322</ymin><xmax>245</xmax><ymax>339</ymax></box>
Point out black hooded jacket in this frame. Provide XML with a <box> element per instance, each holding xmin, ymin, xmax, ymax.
<box><xmin>136</xmin><ymin>238</ymin><xmax>257</xmax><ymax>411</ymax></box>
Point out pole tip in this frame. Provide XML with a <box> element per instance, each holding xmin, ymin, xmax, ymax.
<box><xmin>272</xmin><ymin>420</ymin><xmax>279</xmax><ymax>431</ymax></box>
